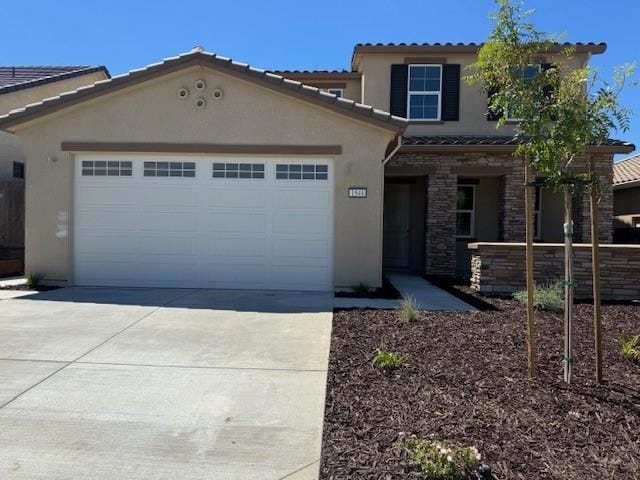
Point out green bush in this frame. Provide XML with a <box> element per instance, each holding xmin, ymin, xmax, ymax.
<box><xmin>26</xmin><ymin>273</ymin><xmax>44</xmax><ymax>290</ymax></box>
<box><xmin>620</xmin><ymin>335</ymin><xmax>640</xmax><ymax>361</ymax></box>
<box><xmin>395</xmin><ymin>435</ymin><xmax>482</xmax><ymax>480</ymax></box>
<box><xmin>513</xmin><ymin>282</ymin><xmax>564</xmax><ymax>312</ymax></box>
<box><xmin>372</xmin><ymin>347</ymin><xmax>407</xmax><ymax>370</ymax></box>
<box><xmin>400</xmin><ymin>294</ymin><xmax>419</xmax><ymax>321</ymax></box>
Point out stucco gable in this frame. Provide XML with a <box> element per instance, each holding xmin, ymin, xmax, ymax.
<box><xmin>0</xmin><ymin>49</ymin><xmax>406</xmax><ymax>134</ymax></box>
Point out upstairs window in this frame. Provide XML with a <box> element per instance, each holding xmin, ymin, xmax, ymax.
<box><xmin>407</xmin><ymin>64</ymin><xmax>442</xmax><ymax>121</ymax></box>
<box><xmin>505</xmin><ymin>65</ymin><xmax>542</xmax><ymax>121</ymax></box>
<box><xmin>326</xmin><ymin>88</ymin><xmax>343</xmax><ymax>98</ymax></box>
<box><xmin>13</xmin><ymin>162</ymin><xmax>25</xmax><ymax>179</ymax></box>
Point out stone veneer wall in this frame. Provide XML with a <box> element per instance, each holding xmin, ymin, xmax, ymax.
<box><xmin>469</xmin><ymin>242</ymin><xmax>640</xmax><ymax>300</ymax></box>
<box><xmin>388</xmin><ymin>152</ymin><xmax>614</xmax><ymax>277</ymax></box>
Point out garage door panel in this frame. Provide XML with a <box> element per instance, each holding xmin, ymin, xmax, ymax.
<box><xmin>75</xmin><ymin>209</ymin><xmax>139</xmax><ymax>230</ymax></box>
<box><xmin>76</xmin><ymin>186</ymin><xmax>141</xmax><ymax>206</ymax></box>
<box><xmin>210</xmin><ymin>188</ymin><xmax>268</xmax><ymax>208</ymax></box>
<box><xmin>273</xmin><ymin>190</ymin><xmax>331</xmax><ymax>210</ymax></box>
<box><xmin>137</xmin><ymin>211</ymin><xmax>198</xmax><ymax>232</ymax></box>
<box><xmin>74</xmin><ymin>155</ymin><xmax>333</xmax><ymax>291</ymax></box>
<box><xmin>272</xmin><ymin>239</ymin><xmax>329</xmax><ymax>259</ymax></box>
<box><xmin>206</xmin><ymin>264</ymin><xmax>267</xmax><ymax>285</ymax></box>
<box><xmin>272</xmin><ymin>213</ymin><xmax>329</xmax><ymax>234</ymax></box>
<box><xmin>209</xmin><ymin>212</ymin><xmax>267</xmax><ymax>233</ymax></box>
<box><xmin>209</xmin><ymin>238</ymin><xmax>267</xmax><ymax>257</ymax></box>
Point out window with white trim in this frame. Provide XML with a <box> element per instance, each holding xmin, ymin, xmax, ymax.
<box><xmin>82</xmin><ymin>160</ymin><xmax>132</xmax><ymax>176</ymax></box>
<box><xmin>326</xmin><ymin>88</ymin><xmax>343</xmax><ymax>98</ymax></box>
<box><xmin>534</xmin><ymin>186</ymin><xmax>542</xmax><ymax>239</ymax></box>
<box><xmin>276</xmin><ymin>164</ymin><xmax>328</xmax><ymax>180</ymax></box>
<box><xmin>143</xmin><ymin>161</ymin><xmax>195</xmax><ymax>177</ymax></box>
<box><xmin>212</xmin><ymin>162</ymin><xmax>264</xmax><ymax>179</ymax></box>
<box><xmin>455</xmin><ymin>185</ymin><xmax>475</xmax><ymax>238</ymax></box>
<box><xmin>407</xmin><ymin>64</ymin><xmax>442</xmax><ymax>121</ymax></box>
<box><xmin>506</xmin><ymin>65</ymin><xmax>542</xmax><ymax>121</ymax></box>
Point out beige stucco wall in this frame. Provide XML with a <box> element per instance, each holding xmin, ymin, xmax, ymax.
<box><xmin>356</xmin><ymin>52</ymin><xmax>588</xmax><ymax>136</ymax></box>
<box><xmin>10</xmin><ymin>65</ymin><xmax>396</xmax><ymax>288</ymax></box>
<box><xmin>0</xmin><ymin>71</ymin><xmax>108</xmax><ymax>181</ymax></box>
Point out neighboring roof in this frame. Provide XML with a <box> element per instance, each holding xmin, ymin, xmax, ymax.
<box><xmin>400</xmin><ymin>135</ymin><xmax>635</xmax><ymax>154</ymax></box>
<box><xmin>0</xmin><ymin>66</ymin><xmax>110</xmax><ymax>94</ymax></box>
<box><xmin>0</xmin><ymin>49</ymin><xmax>406</xmax><ymax>133</ymax></box>
<box><xmin>352</xmin><ymin>42</ymin><xmax>607</xmax><ymax>68</ymax></box>
<box><xmin>272</xmin><ymin>70</ymin><xmax>361</xmax><ymax>80</ymax></box>
<box><xmin>614</xmin><ymin>154</ymin><xmax>640</xmax><ymax>189</ymax></box>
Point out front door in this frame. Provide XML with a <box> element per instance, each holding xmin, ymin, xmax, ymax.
<box><xmin>383</xmin><ymin>183</ymin><xmax>411</xmax><ymax>268</ymax></box>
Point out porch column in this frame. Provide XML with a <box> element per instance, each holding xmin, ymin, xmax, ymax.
<box><xmin>498</xmin><ymin>162</ymin><xmax>526</xmax><ymax>242</ymax></box>
<box><xmin>574</xmin><ymin>154</ymin><xmax>614</xmax><ymax>243</ymax></box>
<box><xmin>425</xmin><ymin>167</ymin><xmax>457</xmax><ymax>276</ymax></box>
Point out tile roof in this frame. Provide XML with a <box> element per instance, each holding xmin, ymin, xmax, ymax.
<box><xmin>354</xmin><ymin>41</ymin><xmax>606</xmax><ymax>49</ymax></box>
<box><xmin>401</xmin><ymin>135</ymin><xmax>634</xmax><ymax>153</ymax></box>
<box><xmin>614</xmin><ymin>155</ymin><xmax>640</xmax><ymax>187</ymax></box>
<box><xmin>0</xmin><ymin>49</ymin><xmax>405</xmax><ymax>132</ymax></box>
<box><xmin>0</xmin><ymin>66</ymin><xmax>109</xmax><ymax>93</ymax></box>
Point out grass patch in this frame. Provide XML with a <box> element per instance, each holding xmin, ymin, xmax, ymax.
<box><xmin>513</xmin><ymin>282</ymin><xmax>564</xmax><ymax>312</ymax></box>
<box><xmin>620</xmin><ymin>334</ymin><xmax>640</xmax><ymax>361</ymax></box>
<box><xmin>372</xmin><ymin>347</ymin><xmax>407</xmax><ymax>370</ymax></box>
<box><xmin>400</xmin><ymin>294</ymin><xmax>419</xmax><ymax>321</ymax></box>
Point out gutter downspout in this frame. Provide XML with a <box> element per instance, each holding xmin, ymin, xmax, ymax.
<box><xmin>383</xmin><ymin>134</ymin><xmax>402</xmax><ymax>165</ymax></box>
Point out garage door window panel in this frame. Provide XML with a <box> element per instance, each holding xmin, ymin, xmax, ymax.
<box><xmin>276</xmin><ymin>164</ymin><xmax>328</xmax><ymax>180</ymax></box>
<box><xmin>213</xmin><ymin>162</ymin><xmax>264</xmax><ymax>179</ymax></box>
<box><xmin>144</xmin><ymin>161</ymin><xmax>195</xmax><ymax>177</ymax></box>
<box><xmin>82</xmin><ymin>160</ymin><xmax>132</xmax><ymax>177</ymax></box>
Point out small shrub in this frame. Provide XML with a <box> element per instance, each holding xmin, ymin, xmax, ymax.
<box><xmin>26</xmin><ymin>273</ymin><xmax>44</xmax><ymax>289</ymax></box>
<box><xmin>400</xmin><ymin>294</ymin><xmax>419</xmax><ymax>321</ymax></box>
<box><xmin>513</xmin><ymin>282</ymin><xmax>564</xmax><ymax>312</ymax></box>
<box><xmin>395</xmin><ymin>435</ymin><xmax>486</xmax><ymax>480</ymax></box>
<box><xmin>373</xmin><ymin>347</ymin><xmax>407</xmax><ymax>370</ymax></box>
<box><xmin>620</xmin><ymin>335</ymin><xmax>640</xmax><ymax>361</ymax></box>
<box><xmin>352</xmin><ymin>282</ymin><xmax>371</xmax><ymax>294</ymax></box>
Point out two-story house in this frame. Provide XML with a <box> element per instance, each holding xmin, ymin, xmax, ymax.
<box><xmin>0</xmin><ymin>44</ymin><xmax>633</xmax><ymax>290</ymax></box>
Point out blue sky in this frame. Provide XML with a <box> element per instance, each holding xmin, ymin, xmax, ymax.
<box><xmin>2</xmin><ymin>0</ymin><xmax>638</xmax><ymax>159</ymax></box>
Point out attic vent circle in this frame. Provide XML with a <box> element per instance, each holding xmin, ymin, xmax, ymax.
<box><xmin>212</xmin><ymin>88</ymin><xmax>223</xmax><ymax>100</ymax></box>
<box><xmin>195</xmin><ymin>79</ymin><xmax>206</xmax><ymax>91</ymax></box>
<box><xmin>177</xmin><ymin>87</ymin><xmax>189</xmax><ymax>99</ymax></box>
<box><xmin>194</xmin><ymin>97</ymin><xmax>207</xmax><ymax>109</ymax></box>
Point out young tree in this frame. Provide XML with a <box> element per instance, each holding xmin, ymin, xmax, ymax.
<box><xmin>467</xmin><ymin>0</ymin><xmax>634</xmax><ymax>383</ymax></box>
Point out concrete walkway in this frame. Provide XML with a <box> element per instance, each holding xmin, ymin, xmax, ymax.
<box><xmin>0</xmin><ymin>287</ymin><xmax>333</xmax><ymax>480</ymax></box>
<box><xmin>334</xmin><ymin>273</ymin><xmax>476</xmax><ymax>311</ymax></box>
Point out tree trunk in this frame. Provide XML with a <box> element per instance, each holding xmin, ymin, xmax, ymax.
<box><xmin>524</xmin><ymin>158</ymin><xmax>536</xmax><ymax>378</ymax></box>
<box><xmin>563</xmin><ymin>185</ymin><xmax>574</xmax><ymax>384</ymax></box>
<box><xmin>590</xmin><ymin>181</ymin><xmax>603</xmax><ymax>384</ymax></box>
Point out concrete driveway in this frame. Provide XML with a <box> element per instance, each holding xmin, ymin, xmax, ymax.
<box><xmin>0</xmin><ymin>287</ymin><xmax>333</xmax><ymax>480</ymax></box>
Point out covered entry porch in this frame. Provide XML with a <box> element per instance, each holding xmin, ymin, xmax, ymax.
<box><xmin>383</xmin><ymin>154</ymin><xmax>575</xmax><ymax>278</ymax></box>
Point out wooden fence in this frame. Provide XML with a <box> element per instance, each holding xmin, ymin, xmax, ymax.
<box><xmin>0</xmin><ymin>181</ymin><xmax>24</xmax><ymax>248</ymax></box>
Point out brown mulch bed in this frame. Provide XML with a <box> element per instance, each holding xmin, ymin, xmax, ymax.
<box><xmin>321</xmin><ymin>296</ymin><xmax>640</xmax><ymax>479</ymax></box>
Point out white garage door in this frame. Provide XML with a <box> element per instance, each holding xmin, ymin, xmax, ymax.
<box><xmin>73</xmin><ymin>154</ymin><xmax>333</xmax><ymax>291</ymax></box>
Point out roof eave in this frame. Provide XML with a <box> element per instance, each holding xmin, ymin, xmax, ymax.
<box><xmin>399</xmin><ymin>143</ymin><xmax>635</xmax><ymax>154</ymax></box>
<box><xmin>351</xmin><ymin>42</ymin><xmax>607</xmax><ymax>69</ymax></box>
<box><xmin>614</xmin><ymin>179</ymin><xmax>640</xmax><ymax>190</ymax></box>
